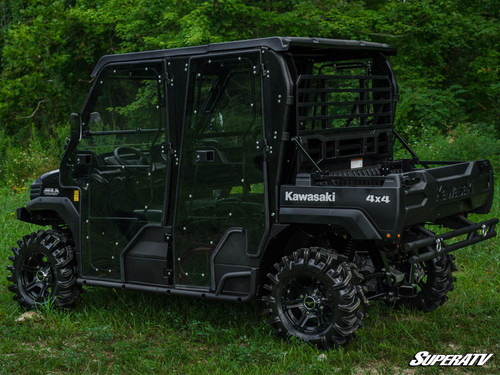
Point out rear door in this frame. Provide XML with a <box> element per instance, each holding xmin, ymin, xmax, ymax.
<box><xmin>174</xmin><ymin>51</ymin><xmax>266</xmax><ymax>288</ymax></box>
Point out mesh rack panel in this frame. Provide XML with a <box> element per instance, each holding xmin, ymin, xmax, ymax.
<box><xmin>296</xmin><ymin>73</ymin><xmax>394</xmax><ymax>131</ymax></box>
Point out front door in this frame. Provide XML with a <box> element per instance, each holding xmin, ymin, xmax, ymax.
<box><xmin>71</xmin><ymin>62</ymin><xmax>169</xmax><ymax>279</ymax></box>
<box><xmin>174</xmin><ymin>51</ymin><xmax>266</xmax><ymax>288</ymax></box>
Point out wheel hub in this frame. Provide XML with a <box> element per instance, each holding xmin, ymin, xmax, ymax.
<box><xmin>35</xmin><ymin>268</ymin><xmax>49</xmax><ymax>282</ymax></box>
<box><xmin>413</xmin><ymin>263</ymin><xmax>426</xmax><ymax>284</ymax></box>
<box><xmin>302</xmin><ymin>291</ymin><xmax>322</xmax><ymax>311</ymax></box>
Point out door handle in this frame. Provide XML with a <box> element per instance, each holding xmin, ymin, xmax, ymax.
<box><xmin>76</xmin><ymin>153</ymin><xmax>93</xmax><ymax>165</ymax></box>
<box><xmin>195</xmin><ymin>150</ymin><xmax>215</xmax><ymax>163</ymax></box>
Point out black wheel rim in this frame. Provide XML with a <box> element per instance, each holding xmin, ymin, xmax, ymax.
<box><xmin>20</xmin><ymin>252</ymin><xmax>56</xmax><ymax>303</ymax></box>
<box><xmin>281</xmin><ymin>275</ymin><xmax>334</xmax><ymax>334</ymax></box>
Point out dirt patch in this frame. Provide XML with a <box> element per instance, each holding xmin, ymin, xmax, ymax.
<box><xmin>16</xmin><ymin>311</ymin><xmax>43</xmax><ymax>322</ymax></box>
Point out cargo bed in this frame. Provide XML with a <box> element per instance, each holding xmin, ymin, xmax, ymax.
<box><xmin>279</xmin><ymin>159</ymin><xmax>495</xmax><ymax>239</ymax></box>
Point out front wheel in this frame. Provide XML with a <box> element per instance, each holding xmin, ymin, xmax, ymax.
<box><xmin>7</xmin><ymin>230</ymin><xmax>80</xmax><ymax>309</ymax></box>
<box><xmin>264</xmin><ymin>248</ymin><xmax>364</xmax><ymax>349</ymax></box>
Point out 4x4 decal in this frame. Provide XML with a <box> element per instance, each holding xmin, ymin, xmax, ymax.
<box><xmin>366</xmin><ymin>194</ymin><xmax>390</xmax><ymax>203</ymax></box>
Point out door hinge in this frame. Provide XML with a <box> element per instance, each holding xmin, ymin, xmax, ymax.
<box><xmin>161</xmin><ymin>142</ymin><xmax>177</xmax><ymax>158</ymax></box>
<box><xmin>160</xmin><ymin>72</ymin><xmax>173</xmax><ymax>86</ymax></box>
<box><xmin>168</xmin><ymin>142</ymin><xmax>177</xmax><ymax>156</ymax></box>
<box><xmin>256</xmin><ymin>139</ymin><xmax>273</xmax><ymax>154</ymax></box>
<box><xmin>253</xmin><ymin>64</ymin><xmax>269</xmax><ymax>77</ymax></box>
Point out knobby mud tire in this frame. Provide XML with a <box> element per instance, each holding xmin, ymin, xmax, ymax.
<box><xmin>263</xmin><ymin>247</ymin><xmax>364</xmax><ymax>349</ymax></box>
<box><xmin>7</xmin><ymin>229</ymin><xmax>80</xmax><ymax>309</ymax></box>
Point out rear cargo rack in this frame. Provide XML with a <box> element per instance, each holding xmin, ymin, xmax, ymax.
<box><xmin>296</xmin><ymin>73</ymin><xmax>394</xmax><ymax>131</ymax></box>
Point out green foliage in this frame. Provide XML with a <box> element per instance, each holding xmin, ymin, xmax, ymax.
<box><xmin>371</xmin><ymin>0</ymin><xmax>499</xmax><ymax>130</ymax></box>
<box><xmin>395</xmin><ymin>85</ymin><xmax>466</xmax><ymax>135</ymax></box>
<box><xmin>0</xmin><ymin>1</ymin><xmax>90</xmax><ymax>134</ymax></box>
<box><xmin>0</xmin><ymin>125</ymin><xmax>66</xmax><ymax>188</ymax></box>
<box><xmin>395</xmin><ymin>123</ymin><xmax>500</xmax><ymax>176</ymax></box>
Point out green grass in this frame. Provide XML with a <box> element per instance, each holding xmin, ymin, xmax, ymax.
<box><xmin>0</xmin><ymin>186</ymin><xmax>498</xmax><ymax>375</ymax></box>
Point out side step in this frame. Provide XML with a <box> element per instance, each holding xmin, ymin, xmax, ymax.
<box><xmin>76</xmin><ymin>269</ymin><xmax>258</xmax><ymax>303</ymax></box>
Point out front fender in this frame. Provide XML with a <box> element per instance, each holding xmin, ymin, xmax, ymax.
<box><xmin>17</xmin><ymin>196</ymin><xmax>80</xmax><ymax>241</ymax></box>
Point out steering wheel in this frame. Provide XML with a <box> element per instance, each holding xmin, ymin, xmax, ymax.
<box><xmin>114</xmin><ymin>146</ymin><xmax>149</xmax><ymax>166</ymax></box>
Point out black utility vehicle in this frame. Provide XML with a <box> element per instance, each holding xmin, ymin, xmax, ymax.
<box><xmin>7</xmin><ymin>37</ymin><xmax>497</xmax><ymax>348</ymax></box>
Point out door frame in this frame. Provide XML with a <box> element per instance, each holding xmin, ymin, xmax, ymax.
<box><xmin>171</xmin><ymin>49</ymin><xmax>270</xmax><ymax>290</ymax></box>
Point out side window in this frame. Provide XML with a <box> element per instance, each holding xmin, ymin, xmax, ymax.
<box><xmin>193</xmin><ymin>65</ymin><xmax>260</xmax><ymax>137</ymax></box>
<box><xmin>80</xmin><ymin>63</ymin><xmax>166</xmax><ymax>157</ymax></box>
<box><xmin>188</xmin><ymin>57</ymin><xmax>262</xmax><ymax>164</ymax></box>
<box><xmin>185</xmin><ymin>55</ymin><xmax>263</xmax><ymax>194</ymax></box>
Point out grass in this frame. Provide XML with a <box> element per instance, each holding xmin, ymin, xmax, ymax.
<box><xmin>0</xmin><ymin>185</ymin><xmax>498</xmax><ymax>375</ymax></box>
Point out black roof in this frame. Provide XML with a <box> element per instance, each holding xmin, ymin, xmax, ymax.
<box><xmin>91</xmin><ymin>37</ymin><xmax>396</xmax><ymax>77</ymax></box>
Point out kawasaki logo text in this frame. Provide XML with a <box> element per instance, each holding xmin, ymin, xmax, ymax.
<box><xmin>284</xmin><ymin>191</ymin><xmax>335</xmax><ymax>202</ymax></box>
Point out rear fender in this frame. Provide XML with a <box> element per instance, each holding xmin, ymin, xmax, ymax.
<box><xmin>278</xmin><ymin>207</ymin><xmax>381</xmax><ymax>240</ymax></box>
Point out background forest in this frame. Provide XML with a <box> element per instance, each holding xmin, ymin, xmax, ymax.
<box><xmin>0</xmin><ymin>0</ymin><xmax>498</xmax><ymax>187</ymax></box>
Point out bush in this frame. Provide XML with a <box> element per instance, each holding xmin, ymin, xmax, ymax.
<box><xmin>396</xmin><ymin>123</ymin><xmax>500</xmax><ymax>174</ymax></box>
<box><xmin>0</xmin><ymin>125</ymin><xmax>67</xmax><ymax>189</ymax></box>
<box><xmin>395</xmin><ymin>84</ymin><xmax>466</xmax><ymax>138</ymax></box>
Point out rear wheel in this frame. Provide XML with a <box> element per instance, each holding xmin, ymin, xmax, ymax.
<box><xmin>264</xmin><ymin>248</ymin><xmax>364</xmax><ymax>349</ymax></box>
<box><xmin>7</xmin><ymin>230</ymin><xmax>80</xmax><ymax>309</ymax></box>
<box><xmin>398</xmin><ymin>254</ymin><xmax>456</xmax><ymax>312</ymax></box>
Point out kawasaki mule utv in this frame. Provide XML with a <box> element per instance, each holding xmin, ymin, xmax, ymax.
<box><xmin>7</xmin><ymin>37</ymin><xmax>497</xmax><ymax>348</ymax></box>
